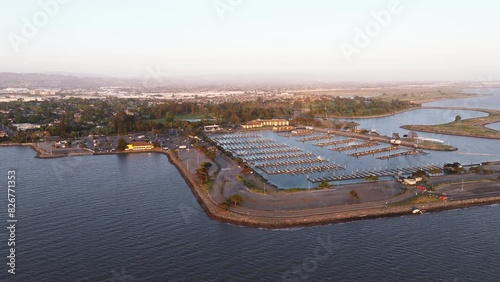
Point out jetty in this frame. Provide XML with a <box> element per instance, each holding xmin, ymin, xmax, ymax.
<box><xmin>376</xmin><ymin>149</ymin><xmax>427</xmax><ymax>160</ymax></box>
<box><xmin>315</xmin><ymin>138</ymin><xmax>357</xmax><ymax>147</ymax></box>
<box><xmin>349</xmin><ymin>145</ymin><xmax>401</xmax><ymax>157</ymax></box>
<box><xmin>331</xmin><ymin>141</ymin><xmax>379</xmax><ymax>152</ymax></box>
<box><xmin>297</xmin><ymin>134</ymin><xmax>336</xmax><ymax>142</ymax></box>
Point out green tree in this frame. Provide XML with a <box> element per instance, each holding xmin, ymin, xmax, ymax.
<box><xmin>318</xmin><ymin>180</ymin><xmax>330</xmax><ymax>189</ymax></box>
<box><xmin>201</xmin><ymin>162</ymin><xmax>212</xmax><ymax>169</ymax></box>
<box><xmin>165</xmin><ymin>112</ymin><xmax>174</xmax><ymax>122</ymax></box>
<box><xmin>195</xmin><ymin>166</ymin><xmax>210</xmax><ymax>184</ymax></box>
<box><xmin>349</xmin><ymin>190</ymin><xmax>360</xmax><ymax>204</ymax></box>
<box><xmin>228</xmin><ymin>194</ymin><xmax>243</xmax><ymax>206</ymax></box>
<box><xmin>117</xmin><ymin>138</ymin><xmax>128</xmax><ymax>151</ymax></box>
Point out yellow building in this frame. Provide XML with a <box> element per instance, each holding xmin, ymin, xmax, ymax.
<box><xmin>126</xmin><ymin>141</ymin><xmax>154</xmax><ymax>150</ymax></box>
<box><xmin>241</xmin><ymin>119</ymin><xmax>289</xmax><ymax>129</ymax></box>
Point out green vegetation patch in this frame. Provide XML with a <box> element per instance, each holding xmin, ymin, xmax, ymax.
<box><xmin>390</xmin><ymin>193</ymin><xmax>442</xmax><ymax>207</ymax></box>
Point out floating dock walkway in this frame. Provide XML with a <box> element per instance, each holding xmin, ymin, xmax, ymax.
<box><xmin>307</xmin><ymin>165</ymin><xmax>441</xmax><ymax>183</ymax></box>
<box><xmin>331</xmin><ymin>141</ymin><xmax>379</xmax><ymax>152</ymax></box>
<box><xmin>314</xmin><ymin>138</ymin><xmax>357</xmax><ymax>147</ymax></box>
<box><xmin>297</xmin><ymin>134</ymin><xmax>336</xmax><ymax>143</ymax></box>
<box><xmin>376</xmin><ymin>149</ymin><xmax>427</xmax><ymax>160</ymax></box>
<box><xmin>260</xmin><ymin>164</ymin><xmax>345</xmax><ymax>175</ymax></box>
<box><xmin>349</xmin><ymin>145</ymin><xmax>400</xmax><ymax>157</ymax></box>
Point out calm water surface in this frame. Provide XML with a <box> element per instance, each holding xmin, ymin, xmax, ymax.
<box><xmin>1</xmin><ymin>147</ymin><xmax>499</xmax><ymax>281</ymax></box>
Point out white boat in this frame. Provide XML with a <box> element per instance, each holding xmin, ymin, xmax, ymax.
<box><xmin>412</xmin><ymin>208</ymin><xmax>423</xmax><ymax>214</ymax></box>
<box><xmin>415</xmin><ymin>137</ymin><xmax>444</xmax><ymax>144</ymax></box>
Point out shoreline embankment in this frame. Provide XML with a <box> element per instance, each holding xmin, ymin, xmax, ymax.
<box><xmin>164</xmin><ymin>150</ymin><xmax>500</xmax><ymax>229</ymax></box>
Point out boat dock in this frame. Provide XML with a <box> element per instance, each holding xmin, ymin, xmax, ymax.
<box><xmin>376</xmin><ymin>149</ymin><xmax>427</xmax><ymax>160</ymax></box>
<box><xmin>233</xmin><ymin>146</ymin><xmax>301</xmax><ymax>156</ymax></box>
<box><xmin>331</xmin><ymin>141</ymin><xmax>379</xmax><ymax>152</ymax></box>
<box><xmin>307</xmin><ymin>165</ymin><xmax>442</xmax><ymax>183</ymax></box>
<box><xmin>314</xmin><ymin>138</ymin><xmax>357</xmax><ymax>147</ymax></box>
<box><xmin>297</xmin><ymin>134</ymin><xmax>336</xmax><ymax>143</ymax></box>
<box><xmin>349</xmin><ymin>145</ymin><xmax>401</xmax><ymax>157</ymax></box>
<box><xmin>256</xmin><ymin>158</ymin><xmax>328</xmax><ymax>168</ymax></box>
<box><xmin>260</xmin><ymin>164</ymin><xmax>345</xmax><ymax>175</ymax></box>
<box><xmin>280</xmin><ymin>129</ymin><xmax>314</xmax><ymax>137</ymax></box>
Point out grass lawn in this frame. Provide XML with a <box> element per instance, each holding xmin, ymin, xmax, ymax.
<box><xmin>402</xmin><ymin>108</ymin><xmax>500</xmax><ymax>139</ymax></box>
<box><xmin>390</xmin><ymin>193</ymin><xmax>443</xmax><ymax>206</ymax></box>
<box><xmin>150</xmin><ymin>113</ymin><xmax>213</xmax><ymax>124</ymax></box>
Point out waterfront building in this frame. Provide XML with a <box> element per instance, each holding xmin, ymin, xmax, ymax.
<box><xmin>272</xmin><ymin>125</ymin><xmax>296</xmax><ymax>132</ymax></box>
<box><xmin>12</xmin><ymin>123</ymin><xmax>42</xmax><ymax>131</ymax></box>
<box><xmin>203</xmin><ymin>125</ymin><xmax>222</xmax><ymax>132</ymax></box>
<box><xmin>126</xmin><ymin>141</ymin><xmax>154</xmax><ymax>150</ymax></box>
<box><xmin>241</xmin><ymin>119</ymin><xmax>289</xmax><ymax>129</ymax></box>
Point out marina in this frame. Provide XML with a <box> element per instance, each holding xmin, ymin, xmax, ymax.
<box><xmin>208</xmin><ymin>102</ymin><xmax>500</xmax><ymax>189</ymax></box>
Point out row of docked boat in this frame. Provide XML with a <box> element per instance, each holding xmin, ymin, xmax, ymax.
<box><xmin>297</xmin><ymin>134</ymin><xmax>336</xmax><ymax>143</ymax></box>
<box><xmin>307</xmin><ymin>165</ymin><xmax>441</xmax><ymax>183</ymax></box>
<box><xmin>280</xmin><ymin>129</ymin><xmax>314</xmax><ymax>137</ymax></box>
<box><xmin>349</xmin><ymin>145</ymin><xmax>401</xmax><ymax>157</ymax></box>
<box><xmin>331</xmin><ymin>141</ymin><xmax>379</xmax><ymax>152</ymax></box>
<box><xmin>217</xmin><ymin>138</ymin><xmax>274</xmax><ymax>144</ymax></box>
<box><xmin>256</xmin><ymin>158</ymin><xmax>328</xmax><ymax>168</ymax></box>
<box><xmin>210</xmin><ymin>133</ymin><xmax>262</xmax><ymax>140</ymax></box>
<box><xmin>245</xmin><ymin>152</ymin><xmax>314</xmax><ymax>162</ymax></box>
<box><xmin>232</xmin><ymin>147</ymin><xmax>302</xmax><ymax>156</ymax></box>
<box><xmin>228</xmin><ymin>143</ymin><xmax>289</xmax><ymax>153</ymax></box>
<box><xmin>315</xmin><ymin>138</ymin><xmax>357</xmax><ymax>147</ymax></box>
<box><xmin>261</xmin><ymin>164</ymin><xmax>345</xmax><ymax>175</ymax></box>
<box><xmin>376</xmin><ymin>149</ymin><xmax>427</xmax><ymax>160</ymax></box>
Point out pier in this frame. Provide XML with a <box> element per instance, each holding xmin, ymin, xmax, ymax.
<box><xmin>256</xmin><ymin>157</ymin><xmax>328</xmax><ymax>168</ymax></box>
<box><xmin>297</xmin><ymin>134</ymin><xmax>336</xmax><ymax>143</ymax></box>
<box><xmin>307</xmin><ymin>165</ymin><xmax>442</xmax><ymax>183</ymax></box>
<box><xmin>280</xmin><ymin>129</ymin><xmax>314</xmax><ymax>137</ymax></box>
<box><xmin>331</xmin><ymin>141</ymin><xmax>379</xmax><ymax>152</ymax></box>
<box><xmin>349</xmin><ymin>145</ymin><xmax>401</xmax><ymax>157</ymax></box>
<box><xmin>376</xmin><ymin>149</ymin><xmax>427</xmax><ymax>160</ymax></box>
<box><xmin>260</xmin><ymin>164</ymin><xmax>345</xmax><ymax>175</ymax></box>
<box><xmin>315</xmin><ymin>138</ymin><xmax>357</xmax><ymax>147</ymax></box>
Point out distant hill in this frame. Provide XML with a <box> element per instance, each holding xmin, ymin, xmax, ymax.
<box><xmin>0</xmin><ymin>72</ymin><xmax>138</xmax><ymax>89</ymax></box>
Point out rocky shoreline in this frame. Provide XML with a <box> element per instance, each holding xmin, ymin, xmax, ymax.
<box><xmin>165</xmin><ymin>150</ymin><xmax>500</xmax><ymax>229</ymax></box>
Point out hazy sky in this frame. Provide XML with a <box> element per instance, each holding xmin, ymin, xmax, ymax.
<box><xmin>1</xmin><ymin>0</ymin><xmax>499</xmax><ymax>81</ymax></box>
